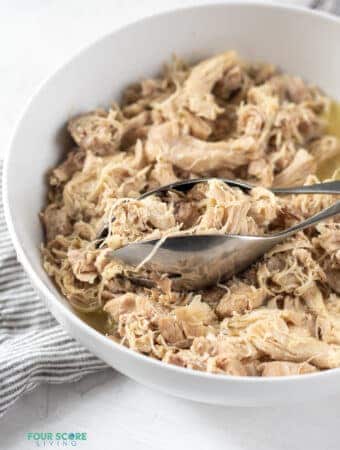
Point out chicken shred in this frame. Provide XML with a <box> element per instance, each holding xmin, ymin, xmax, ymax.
<box><xmin>41</xmin><ymin>51</ymin><xmax>340</xmax><ymax>377</ymax></box>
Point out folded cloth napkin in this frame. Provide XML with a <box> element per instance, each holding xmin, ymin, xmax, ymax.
<box><xmin>0</xmin><ymin>162</ymin><xmax>107</xmax><ymax>417</ymax></box>
<box><xmin>0</xmin><ymin>0</ymin><xmax>338</xmax><ymax>418</ymax></box>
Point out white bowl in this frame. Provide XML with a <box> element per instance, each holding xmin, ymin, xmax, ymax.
<box><xmin>4</xmin><ymin>1</ymin><xmax>340</xmax><ymax>406</ymax></box>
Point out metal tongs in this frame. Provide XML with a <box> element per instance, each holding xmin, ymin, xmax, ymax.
<box><xmin>106</xmin><ymin>178</ymin><xmax>340</xmax><ymax>290</ymax></box>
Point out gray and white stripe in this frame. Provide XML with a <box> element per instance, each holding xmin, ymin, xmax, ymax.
<box><xmin>310</xmin><ymin>0</ymin><xmax>338</xmax><ymax>13</ymax></box>
<box><xmin>0</xmin><ymin>162</ymin><xmax>107</xmax><ymax>417</ymax></box>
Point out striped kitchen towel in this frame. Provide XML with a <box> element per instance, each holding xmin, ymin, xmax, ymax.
<box><xmin>0</xmin><ymin>162</ymin><xmax>107</xmax><ymax>417</ymax></box>
<box><xmin>309</xmin><ymin>0</ymin><xmax>339</xmax><ymax>13</ymax></box>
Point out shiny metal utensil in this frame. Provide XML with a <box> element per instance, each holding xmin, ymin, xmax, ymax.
<box><xmin>109</xmin><ymin>179</ymin><xmax>340</xmax><ymax>290</ymax></box>
<box><xmin>139</xmin><ymin>178</ymin><xmax>340</xmax><ymax>198</ymax></box>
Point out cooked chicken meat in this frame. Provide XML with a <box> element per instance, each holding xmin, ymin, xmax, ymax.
<box><xmin>41</xmin><ymin>51</ymin><xmax>340</xmax><ymax>377</ymax></box>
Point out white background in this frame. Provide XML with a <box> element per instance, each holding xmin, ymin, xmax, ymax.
<box><xmin>1</xmin><ymin>1</ymin><xmax>340</xmax><ymax>450</ymax></box>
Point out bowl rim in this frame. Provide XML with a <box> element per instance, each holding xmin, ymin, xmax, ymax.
<box><xmin>3</xmin><ymin>0</ymin><xmax>340</xmax><ymax>385</ymax></box>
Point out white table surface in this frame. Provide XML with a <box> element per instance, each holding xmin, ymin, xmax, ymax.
<box><xmin>1</xmin><ymin>1</ymin><xmax>339</xmax><ymax>449</ymax></box>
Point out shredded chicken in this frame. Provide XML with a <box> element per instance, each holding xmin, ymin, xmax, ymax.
<box><xmin>41</xmin><ymin>51</ymin><xmax>340</xmax><ymax>377</ymax></box>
